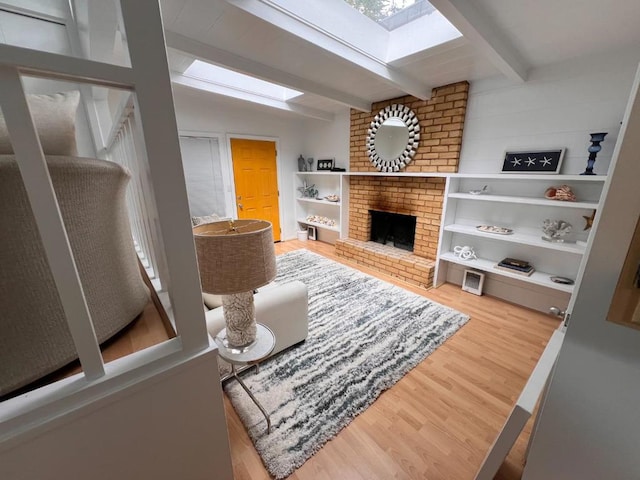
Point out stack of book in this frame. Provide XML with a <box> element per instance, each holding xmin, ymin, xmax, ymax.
<box><xmin>495</xmin><ymin>257</ymin><xmax>535</xmax><ymax>276</ymax></box>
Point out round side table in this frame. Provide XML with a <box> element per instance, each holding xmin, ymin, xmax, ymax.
<box><xmin>214</xmin><ymin>323</ymin><xmax>275</xmax><ymax>433</ymax></box>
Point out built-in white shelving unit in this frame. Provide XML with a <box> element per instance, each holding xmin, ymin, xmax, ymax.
<box><xmin>435</xmin><ymin>174</ymin><xmax>607</xmax><ymax>308</ymax></box>
<box><xmin>294</xmin><ymin>172</ymin><xmax>349</xmax><ymax>241</ymax></box>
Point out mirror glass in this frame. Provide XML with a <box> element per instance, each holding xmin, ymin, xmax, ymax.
<box><xmin>367</xmin><ymin>104</ymin><xmax>420</xmax><ymax>172</ymax></box>
<box><xmin>374</xmin><ymin>117</ymin><xmax>409</xmax><ymax>161</ymax></box>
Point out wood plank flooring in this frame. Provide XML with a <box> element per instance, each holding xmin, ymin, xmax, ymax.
<box><xmin>226</xmin><ymin>240</ymin><xmax>559</xmax><ymax>480</ymax></box>
<box><xmin>16</xmin><ymin>239</ymin><xmax>558</xmax><ymax>478</ymax></box>
<box><xmin>1</xmin><ymin>293</ymin><xmax>172</xmax><ymax>401</ymax></box>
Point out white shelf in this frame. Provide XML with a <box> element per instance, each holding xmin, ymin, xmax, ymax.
<box><xmin>448</xmin><ymin>173</ymin><xmax>607</xmax><ymax>182</ymax></box>
<box><xmin>294</xmin><ymin>171</ymin><xmax>349</xmax><ymax>240</ymax></box>
<box><xmin>444</xmin><ymin>224</ymin><xmax>586</xmax><ymax>254</ymax></box>
<box><xmin>296</xmin><ymin>197</ymin><xmax>341</xmax><ymax>206</ymax></box>
<box><xmin>435</xmin><ymin>173</ymin><xmax>606</xmax><ymax>310</ymax></box>
<box><xmin>297</xmin><ymin>218</ymin><xmax>340</xmax><ymax>232</ymax></box>
<box><xmin>448</xmin><ymin>193</ymin><xmax>599</xmax><ymax>209</ymax></box>
<box><xmin>440</xmin><ymin>252</ymin><xmax>575</xmax><ymax>293</ymax></box>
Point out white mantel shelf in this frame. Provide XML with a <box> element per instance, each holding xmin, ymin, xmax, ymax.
<box><xmin>342</xmin><ymin>171</ymin><xmax>450</xmax><ymax>177</ymax></box>
<box><xmin>446</xmin><ymin>173</ymin><xmax>607</xmax><ymax>181</ymax></box>
<box><xmin>329</xmin><ymin>172</ymin><xmax>608</xmax><ymax>181</ymax></box>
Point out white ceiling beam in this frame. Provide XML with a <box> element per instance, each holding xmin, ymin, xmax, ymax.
<box><xmin>165</xmin><ymin>30</ymin><xmax>370</xmax><ymax>112</ymax></box>
<box><xmin>429</xmin><ymin>0</ymin><xmax>528</xmax><ymax>82</ymax></box>
<box><xmin>222</xmin><ymin>0</ymin><xmax>431</xmax><ymax>99</ymax></box>
<box><xmin>171</xmin><ymin>73</ymin><xmax>335</xmax><ymax>122</ymax></box>
<box><xmin>388</xmin><ymin>37</ymin><xmax>467</xmax><ymax>68</ymax></box>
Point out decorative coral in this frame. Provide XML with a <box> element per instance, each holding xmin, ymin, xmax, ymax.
<box><xmin>542</xmin><ymin>219</ymin><xmax>572</xmax><ymax>242</ymax></box>
<box><xmin>297</xmin><ymin>180</ymin><xmax>318</xmax><ymax>198</ymax></box>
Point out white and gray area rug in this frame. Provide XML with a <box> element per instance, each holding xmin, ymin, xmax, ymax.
<box><xmin>224</xmin><ymin>249</ymin><xmax>469</xmax><ymax>479</ymax></box>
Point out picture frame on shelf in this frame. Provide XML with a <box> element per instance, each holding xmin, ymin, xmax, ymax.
<box><xmin>501</xmin><ymin>149</ymin><xmax>565</xmax><ymax>174</ymax></box>
<box><xmin>317</xmin><ymin>158</ymin><xmax>334</xmax><ymax>171</ymax></box>
<box><xmin>462</xmin><ymin>269</ymin><xmax>485</xmax><ymax>296</ymax></box>
<box><xmin>307</xmin><ymin>225</ymin><xmax>317</xmax><ymax>240</ymax></box>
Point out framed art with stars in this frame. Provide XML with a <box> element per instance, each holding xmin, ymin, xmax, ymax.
<box><xmin>501</xmin><ymin>149</ymin><xmax>565</xmax><ymax>174</ymax></box>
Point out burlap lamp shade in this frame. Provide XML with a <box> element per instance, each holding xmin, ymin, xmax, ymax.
<box><xmin>194</xmin><ymin>220</ymin><xmax>276</xmax><ymax>350</ymax></box>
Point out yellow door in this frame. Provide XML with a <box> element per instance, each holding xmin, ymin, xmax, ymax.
<box><xmin>230</xmin><ymin>138</ymin><xmax>281</xmax><ymax>241</ymax></box>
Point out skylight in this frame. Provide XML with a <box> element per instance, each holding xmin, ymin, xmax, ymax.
<box><xmin>344</xmin><ymin>0</ymin><xmax>435</xmax><ymax>30</ymax></box>
<box><xmin>183</xmin><ymin>60</ymin><xmax>304</xmax><ymax>101</ymax></box>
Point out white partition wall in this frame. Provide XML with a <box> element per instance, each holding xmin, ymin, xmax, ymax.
<box><xmin>522</xmin><ymin>63</ymin><xmax>640</xmax><ymax>480</ymax></box>
<box><xmin>0</xmin><ymin>1</ymin><xmax>232</xmax><ymax>478</ymax></box>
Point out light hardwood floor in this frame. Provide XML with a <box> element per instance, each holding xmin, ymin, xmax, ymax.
<box><xmin>23</xmin><ymin>239</ymin><xmax>558</xmax><ymax>478</ymax></box>
<box><xmin>226</xmin><ymin>240</ymin><xmax>559</xmax><ymax>480</ymax></box>
<box><xmin>2</xmin><ymin>289</ymin><xmax>173</xmax><ymax>401</ymax></box>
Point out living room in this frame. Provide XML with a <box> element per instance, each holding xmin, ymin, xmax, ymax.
<box><xmin>2</xmin><ymin>1</ymin><xmax>640</xmax><ymax>480</ymax></box>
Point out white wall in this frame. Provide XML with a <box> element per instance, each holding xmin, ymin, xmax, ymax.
<box><xmin>300</xmin><ymin>107</ymin><xmax>351</xmax><ymax>169</ymax></box>
<box><xmin>523</xmin><ymin>64</ymin><xmax>640</xmax><ymax>480</ymax></box>
<box><xmin>459</xmin><ymin>46</ymin><xmax>640</xmax><ymax>175</ymax></box>
<box><xmin>172</xmin><ymin>85</ymin><xmax>308</xmax><ymax>240</ymax></box>
<box><xmin>0</xmin><ymin>349</ymin><xmax>233</xmax><ymax>480</ymax></box>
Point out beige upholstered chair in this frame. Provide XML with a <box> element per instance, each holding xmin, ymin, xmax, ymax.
<box><xmin>0</xmin><ymin>155</ymin><xmax>150</xmax><ymax>396</ymax></box>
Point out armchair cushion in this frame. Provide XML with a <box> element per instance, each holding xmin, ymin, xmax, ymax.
<box><xmin>0</xmin><ymin>91</ymin><xmax>80</xmax><ymax>155</ymax></box>
<box><xmin>202</xmin><ymin>292</ymin><xmax>223</xmax><ymax>309</ymax></box>
<box><xmin>205</xmin><ymin>280</ymin><xmax>308</xmax><ymax>358</ymax></box>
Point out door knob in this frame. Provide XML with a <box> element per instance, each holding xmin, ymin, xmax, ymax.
<box><xmin>238</xmin><ymin>203</ymin><xmax>243</xmax><ymax>210</ymax></box>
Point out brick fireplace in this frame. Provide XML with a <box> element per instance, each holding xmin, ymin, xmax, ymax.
<box><xmin>335</xmin><ymin>82</ymin><xmax>469</xmax><ymax>288</ymax></box>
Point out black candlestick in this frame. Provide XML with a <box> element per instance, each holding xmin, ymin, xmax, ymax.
<box><xmin>581</xmin><ymin>132</ymin><xmax>607</xmax><ymax>175</ymax></box>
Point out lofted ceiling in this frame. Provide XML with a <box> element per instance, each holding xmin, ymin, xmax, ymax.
<box><xmin>159</xmin><ymin>0</ymin><xmax>640</xmax><ymax>120</ymax></box>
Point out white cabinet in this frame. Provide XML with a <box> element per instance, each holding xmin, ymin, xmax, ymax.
<box><xmin>435</xmin><ymin>174</ymin><xmax>607</xmax><ymax>309</ymax></box>
<box><xmin>294</xmin><ymin>172</ymin><xmax>349</xmax><ymax>240</ymax></box>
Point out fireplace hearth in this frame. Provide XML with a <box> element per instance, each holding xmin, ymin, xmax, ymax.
<box><xmin>369</xmin><ymin>210</ymin><xmax>417</xmax><ymax>252</ymax></box>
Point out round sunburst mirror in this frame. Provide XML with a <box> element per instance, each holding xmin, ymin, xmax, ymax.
<box><xmin>366</xmin><ymin>104</ymin><xmax>421</xmax><ymax>172</ymax></box>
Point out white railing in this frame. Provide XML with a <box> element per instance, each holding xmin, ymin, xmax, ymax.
<box><xmin>109</xmin><ymin>111</ymin><xmax>167</xmax><ymax>282</ymax></box>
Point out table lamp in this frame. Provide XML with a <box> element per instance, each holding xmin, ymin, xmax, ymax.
<box><xmin>194</xmin><ymin>219</ymin><xmax>276</xmax><ymax>352</ymax></box>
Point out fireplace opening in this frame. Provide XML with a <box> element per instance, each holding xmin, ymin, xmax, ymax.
<box><xmin>369</xmin><ymin>210</ymin><xmax>417</xmax><ymax>252</ymax></box>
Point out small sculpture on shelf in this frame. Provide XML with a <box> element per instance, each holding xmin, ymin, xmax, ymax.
<box><xmin>453</xmin><ymin>245</ymin><xmax>477</xmax><ymax>260</ymax></box>
<box><xmin>544</xmin><ymin>184</ymin><xmax>576</xmax><ymax>201</ymax></box>
<box><xmin>297</xmin><ymin>180</ymin><xmax>318</xmax><ymax>198</ymax></box>
<box><xmin>581</xmin><ymin>132</ymin><xmax>607</xmax><ymax>175</ymax></box>
<box><xmin>324</xmin><ymin>194</ymin><xmax>339</xmax><ymax>202</ymax></box>
<box><xmin>469</xmin><ymin>185</ymin><xmax>488</xmax><ymax>195</ymax></box>
<box><xmin>297</xmin><ymin>154</ymin><xmax>307</xmax><ymax>172</ymax></box>
<box><xmin>583</xmin><ymin>210</ymin><xmax>596</xmax><ymax>230</ymax></box>
<box><xmin>541</xmin><ymin>219</ymin><xmax>572</xmax><ymax>243</ymax></box>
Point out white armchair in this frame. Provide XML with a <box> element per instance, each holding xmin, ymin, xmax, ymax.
<box><xmin>0</xmin><ymin>155</ymin><xmax>150</xmax><ymax>397</ymax></box>
<box><xmin>205</xmin><ymin>280</ymin><xmax>309</xmax><ymax>374</ymax></box>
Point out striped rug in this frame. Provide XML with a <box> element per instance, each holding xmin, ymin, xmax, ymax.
<box><xmin>224</xmin><ymin>249</ymin><xmax>469</xmax><ymax>479</ymax></box>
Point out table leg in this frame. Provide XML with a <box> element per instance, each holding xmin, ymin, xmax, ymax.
<box><xmin>231</xmin><ymin>364</ymin><xmax>271</xmax><ymax>433</ymax></box>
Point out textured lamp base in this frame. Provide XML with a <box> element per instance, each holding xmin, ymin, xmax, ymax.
<box><xmin>221</xmin><ymin>291</ymin><xmax>257</xmax><ymax>353</ymax></box>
